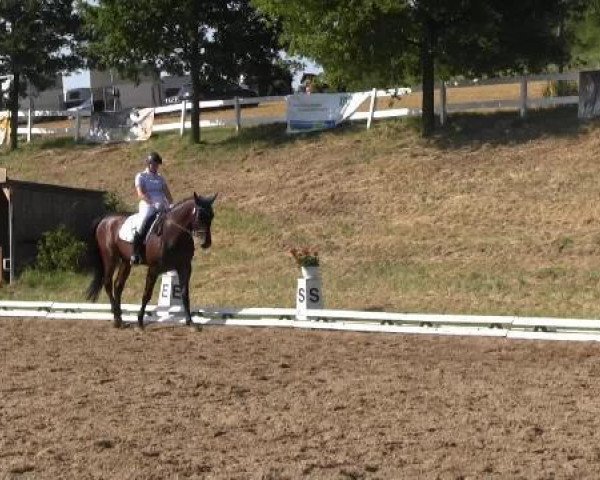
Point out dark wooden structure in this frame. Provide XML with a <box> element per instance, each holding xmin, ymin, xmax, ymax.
<box><xmin>1</xmin><ymin>168</ymin><xmax>107</xmax><ymax>284</ymax></box>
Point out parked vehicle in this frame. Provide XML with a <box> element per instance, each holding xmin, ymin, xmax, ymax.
<box><xmin>163</xmin><ymin>82</ymin><xmax>258</xmax><ymax>105</ymax></box>
<box><xmin>64</xmin><ymin>88</ymin><xmax>92</xmax><ymax>110</ymax></box>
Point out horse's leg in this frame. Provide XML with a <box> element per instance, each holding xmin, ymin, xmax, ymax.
<box><xmin>113</xmin><ymin>260</ymin><xmax>132</xmax><ymax>326</ymax></box>
<box><xmin>103</xmin><ymin>255</ymin><xmax>120</xmax><ymax>327</ymax></box>
<box><xmin>138</xmin><ymin>267</ymin><xmax>158</xmax><ymax>329</ymax></box>
<box><xmin>177</xmin><ymin>264</ymin><xmax>193</xmax><ymax>326</ymax></box>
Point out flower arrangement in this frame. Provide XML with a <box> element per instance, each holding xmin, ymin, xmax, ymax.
<box><xmin>289</xmin><ymin>247</ymin><xmax>319</xmax><ymax>267</ymax></box>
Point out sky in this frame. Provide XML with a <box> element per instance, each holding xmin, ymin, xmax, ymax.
<box><xmin>63</xmin><ymin>70</ymin><xmax>90</xmax><ymax>91</ymax></box>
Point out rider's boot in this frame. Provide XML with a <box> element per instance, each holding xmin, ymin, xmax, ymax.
<box><xmin>130</xmin><ymin>232</ymin><xmax>143</xmax><ymax>265</ymax></box>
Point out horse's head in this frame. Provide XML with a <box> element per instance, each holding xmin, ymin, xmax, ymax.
<box><xmin>192</xmin><ymin>192</ymin><xmax>217</xmax><ymax>249</ymax></box>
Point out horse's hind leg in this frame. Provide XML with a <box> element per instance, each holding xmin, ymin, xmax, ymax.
<box><xmin>113</xmin><ymin>260</ymin><xmax>131</xmax><ymax>326</ymax></box>
<box><xmin>138</xmin><ymin>267</ymin><xmax>158</xmax><ymax>329</ymax></box>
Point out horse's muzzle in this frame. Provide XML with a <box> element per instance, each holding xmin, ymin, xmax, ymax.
<box><xmin>196</xmin><ymin>229</ymin><xmax>211</xmax><ymax>249</ymax></box>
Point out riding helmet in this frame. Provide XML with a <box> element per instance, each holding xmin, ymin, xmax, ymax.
<box><xmin>146</xmin><ymin>151</ymin><xmax>163</xmax><ymax>165</ymax></box>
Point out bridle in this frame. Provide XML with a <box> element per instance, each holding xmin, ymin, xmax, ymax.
<box><xmin>167</xmin><ymin>203</ymin><xmax>211</xmax><ymax>239</ymax></box>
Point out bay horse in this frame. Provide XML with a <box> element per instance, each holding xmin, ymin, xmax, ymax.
<box><xmin>86</xmin><ymin>193</ymin><xmax>216</xmax><ymax>328</ymax></box>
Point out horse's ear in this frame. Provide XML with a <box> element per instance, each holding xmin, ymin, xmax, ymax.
<box><xmin>193</xmin><ymin>192</ymin><xmax>200</xmax><ymax>203</ymax></box>
<box><xmin>209</xmin><ymin>192</ymin><xmax>218</xmax><ymax>205</ymax></box>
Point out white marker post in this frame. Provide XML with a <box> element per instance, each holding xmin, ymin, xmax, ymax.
<box><xmin>156</xmin><ymin>271</ymin><xmax>183</xmax><ymax>321</ymax></box>
<box><xmin>296</xmin><ymin>267</ymin><xmax>323</xmax><ymax>320</ymax></box>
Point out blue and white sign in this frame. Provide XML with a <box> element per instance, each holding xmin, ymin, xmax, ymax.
<box><xmin>286</xmin><ymin>92</ymin><xmax>371</xmax><ymax>134</ymax></box>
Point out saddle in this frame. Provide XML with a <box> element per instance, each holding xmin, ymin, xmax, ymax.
<box><xmin>141</xmin><ymin>211</ymin><xmax>166</xmax><ymax>243</ymax></box>
<box><xmin>118</xmin><ymin>211</ymin><xmax>166</xmax><ymax>243</ymax></box>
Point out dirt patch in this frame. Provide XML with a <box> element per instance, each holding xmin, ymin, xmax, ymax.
<box><xmin>2</xmin><ymin>319</ymin><xmax>600</xmax><ymax>479</ymax></box>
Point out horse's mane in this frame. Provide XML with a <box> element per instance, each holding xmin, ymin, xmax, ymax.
<box><xmin>169</xmin><ymin>197</ymin><xmax>194</xmax><ymax>212</ymax></box>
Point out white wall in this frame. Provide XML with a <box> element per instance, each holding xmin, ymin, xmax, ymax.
<box><xmin>18</xmin><ymin>76</ymin><xmax>64</xmax><ymax>111</ymax></box>
<box><xmin>85</xmin><ymin>70</ymin><xmax>163</xmax><ymax>108</ymax></box>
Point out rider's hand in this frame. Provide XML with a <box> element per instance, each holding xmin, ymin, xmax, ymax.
<box><xmin>153</xmin><ymin>202</ymin><xmax>164</xmax><ymax>211</ymax></box>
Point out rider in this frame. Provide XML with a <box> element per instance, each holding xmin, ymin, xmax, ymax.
<box><xmin>131</xmin><ymin>151</ymin><xmax>173</xmax><ymax>265</ymax></box>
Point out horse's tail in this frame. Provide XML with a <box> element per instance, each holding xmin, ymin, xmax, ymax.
<box><xmin>86</xmin><ymin>217</ymin><xmax>104</xmax><ymax>302</ymax></box>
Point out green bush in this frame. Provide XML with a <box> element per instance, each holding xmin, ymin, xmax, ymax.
<box><xmin>103</xmin><ymin>191</ymin><xmax>127</xmax><ymax>213</ymax></box>
<box><xmin>36</xmin><ymin>225</ymin><xmax>86</xmax><ymax>272</ymax></box>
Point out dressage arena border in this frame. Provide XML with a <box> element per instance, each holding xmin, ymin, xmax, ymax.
<box><xmin>3</xmin><ymin>300</ymin><xmax>600</xmax><ymax>342</ymax></box>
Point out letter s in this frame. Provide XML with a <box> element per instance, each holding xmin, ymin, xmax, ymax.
<box><xmin>309</xmin><ymin>288</ymin><xmax>320</xmax><ymax>303</ymax></box>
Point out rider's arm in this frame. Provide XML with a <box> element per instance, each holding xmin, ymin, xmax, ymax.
<box><xmin>135</xmin><ymin>173</ymin><xmax>153</xmax><ymax>205</ymax></box>
<box><xmin>164</xmin><ymin>183</ymin><xmax>174</xmax><ymax>205</ymax></box>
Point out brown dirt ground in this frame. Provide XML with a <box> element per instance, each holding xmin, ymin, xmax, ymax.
<box><xmin>3</xmin><ymin>318</ymin><xmax>600</xmax><ymax>479</ymax></box>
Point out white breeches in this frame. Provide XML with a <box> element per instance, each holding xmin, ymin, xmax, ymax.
<box><xmin>137</xmin><ymin>203</ymin><xmax>160</xmax><ymax>232</ymax></box>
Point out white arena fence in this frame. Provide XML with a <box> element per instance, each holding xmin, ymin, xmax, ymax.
<box><xmin>7</xmin><ymin>71</ymin><xmax>581</xmax><ymax>142</ymax></box>
<box><xmin>3</xmin><ymin>300</ymin><xmax>600</xmax><ymax>343</ymax></box>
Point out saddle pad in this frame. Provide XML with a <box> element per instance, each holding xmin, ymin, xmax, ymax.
<box><xmin>118</xmin><ymin>213</ymin><xmax>142</xmax><ymax>243</ymax></box>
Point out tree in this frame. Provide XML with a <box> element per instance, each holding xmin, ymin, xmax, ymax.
<box><xmin>253</xmin><ymin>0</ymin><xmax>572</xmax><ymax>136</ymax></box>
<box><xmin>0</xmin><ymin>0</ymin><xmax>80</xmax><ymax>150</ymax></box>
<box><xmin>84</xmin><ymin>0</ymin><xmax>292</xmax><ymax>144</ymax></box>
<box><xmin>566</xmin><ymin>1</ymin><xmax>600</xmax><ymax>68</ymax></box>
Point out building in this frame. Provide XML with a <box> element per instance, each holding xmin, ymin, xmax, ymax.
<box><xmin>89</xmin><ymin>70</ymin><xmax>163</xmax><ymax>110</ymax></box>
<box><xmin>0</xmin><ymin>168</ymin><xmax>107</xmax><ymax>284</ymax></box>
<box><xmin>0</xmin><ymin>75</ymin><xmax>65</xmax><ymax>111</ymax></box>
<box><xmin>64</xmin><ymin>70</ymin><xmax>164</xmax><ymax>113</ymax></box>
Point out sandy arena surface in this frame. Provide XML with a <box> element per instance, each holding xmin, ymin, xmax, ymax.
<box><xmin>2</xmin><ymin>319</ymin><xmax>600</xmax><ymax>479</ymax></box>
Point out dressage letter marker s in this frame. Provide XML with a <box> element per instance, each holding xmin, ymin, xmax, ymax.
<box><xmin>296</xmin><ymin>277</ymin><xmax>324</xmax><ymax>320</ymax></box>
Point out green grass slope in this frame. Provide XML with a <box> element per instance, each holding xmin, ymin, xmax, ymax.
<box><xmin>3</xmin><ymin>109</ymin><xmax>600</xmax><ymax>318</ymax></box>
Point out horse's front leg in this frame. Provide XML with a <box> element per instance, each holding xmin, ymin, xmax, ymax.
<box><xmin>113</xmin><ymin>261</ymin><xmax>131</xmax><ymax>326</ymax></box>
<box><xmin>177</xmin><ymin>264</ymin><xmax>193</xmax><ymax>326</ymax></box>
<box><xmin>138</xmin><ymin>267</ymin><xmax>159</xmax><ymax>329</ymax></box>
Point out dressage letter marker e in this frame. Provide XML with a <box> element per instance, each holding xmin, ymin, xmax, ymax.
<box><xmin>296</xmin><ymin>277</ymin><xmax>323</xmax><ymax>320</ymax></box>
<box><xmin>158</xmin><ymin>271</ymin><xmax>183</xmax><ymax>308</ymax></box>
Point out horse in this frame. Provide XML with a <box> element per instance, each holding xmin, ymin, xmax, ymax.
<box><xmin>86</xmin><ymin>192</ymin><xmax>216</xmax><ymax>328</ymax></box>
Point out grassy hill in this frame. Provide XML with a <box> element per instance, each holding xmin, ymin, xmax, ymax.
<box><xmin>2</xmin><ymin>107</ymin><xmax>600</xmax><ymax>319</ymax></box>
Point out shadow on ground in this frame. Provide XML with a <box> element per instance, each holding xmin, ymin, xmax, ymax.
<box><xmin>431</xmin><ymin>106</ymin><xmax>594</xmax><ymax>150</ymax></box>
<box><xmin>215</xmin><ymin>122</ymin><xmax>367</xmax><ymax>149</ymax></box>
<box><xmin>216</xmin><ymin>106</ymin><xmax>594</xmax><ymax>152</ymax></box>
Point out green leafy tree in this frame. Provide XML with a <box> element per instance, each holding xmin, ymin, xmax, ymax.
<box><xmin>83</xmin><ymin>0</ymin><xmax>292</xmax><ymax>144</ymax></box>
<box><xmin>253</xmin><ymin>0</ymin><xmax>572</xmax><ymax>136</ymax></box>
<box><xmin>566</xmin><ymin>1</ymin><xmax>600</xmax><ymax>68</ymax></box>
<box><xmin>0</xmin><ymin>0</ymin><xmax>81</xmax><ymax>150</ymax></box>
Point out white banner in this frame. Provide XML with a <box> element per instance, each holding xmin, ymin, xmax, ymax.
<box><xmin>286</xmin><ymin>92</ymin><xmax>371</xmax><ymax>134</ymax></box>
<box><xmin>0</xmin><ymin>113</ymin><xmax>10</xmax><ymax>145</ymax></box>
<box><xmin>87</xmin><ymin>107</ymin><xmax>154</xmax><ymax>143</ymax></box>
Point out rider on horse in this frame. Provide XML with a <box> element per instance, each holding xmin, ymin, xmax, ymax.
<box><xmin>131</xmin><ymin>151</ymin><xmax>173</xmax><ymax>265</ymax></box>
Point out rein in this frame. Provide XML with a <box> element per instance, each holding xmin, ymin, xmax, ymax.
<box><xmin>167</xmin><ymin>218</ymin><xmax>194</xmax><ymax>237</ymax></box>
<box><xmin>165</xmin><ymin>206</ymin><xmax>198</xmax><ymax>238</ymax></box>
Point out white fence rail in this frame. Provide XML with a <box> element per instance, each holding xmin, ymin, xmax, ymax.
<box><xmin>5</xmin><ymin>71</ymin><xmax>583</xmax><ymax>141</ymax></box>
<box><xmin>437</xmin><ymin>72</ymin><xmax>580</xmax><ymax>124</ymax></box>
<box><xmin>2</xmin><ymin>300</ymin><xmax>600</xmax><ymax>342</ymax></box>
